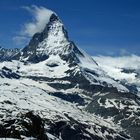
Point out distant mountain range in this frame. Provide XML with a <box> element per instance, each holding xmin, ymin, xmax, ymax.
<box><xmin>0</xmin><ymin>46</ymin><xmax>19</xmax><ymax>61</ymax></box>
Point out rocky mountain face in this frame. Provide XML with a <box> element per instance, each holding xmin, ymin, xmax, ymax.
<box><xmin>0</xmin><ymin>11</ymin><xmax>140</xmax><ymax>140</ymax></box>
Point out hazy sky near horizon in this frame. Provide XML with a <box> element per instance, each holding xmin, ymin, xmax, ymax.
<box><xmin>0</xmin><ymin>0</ymin><xmax>140</xmax><ymax>56</ymax></box>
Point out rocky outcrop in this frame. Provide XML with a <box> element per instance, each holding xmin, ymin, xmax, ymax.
<box><xmin>0</xmin><ymin>66</ymin><xmax>20</xmax><ymax>79</ymax></box>
<box><xmin>0</xmin><ymin>112</ymin><xmax>130</xmax><ymax>140</ymax></box>
<box><xmin>86</xmin><ymin>91</ymin><xmax>140</xmax><ymax>140</ymax></box>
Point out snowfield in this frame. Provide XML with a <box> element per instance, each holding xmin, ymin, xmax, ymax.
<box><xmin>0</xmin><ymin>75</ymin><xmax>125</xmax><ymax>140</ymax></box>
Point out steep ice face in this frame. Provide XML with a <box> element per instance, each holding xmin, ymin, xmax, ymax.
<box><xmin>17</xmin><ymin>13</ymin><xmax>71</xmax><ymax>62</ymax></box>
<box><xmin>36</xmin><ymin>14</ymin><xmax>70</xmax><ymax>55</ymax></box>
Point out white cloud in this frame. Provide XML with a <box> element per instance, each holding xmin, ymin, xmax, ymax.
<box><xmin>22</xmin><ymin>5</ymin><xmax>54</xmax><ymax>37</ymax></box>
<box><xmin>12</xmin><ymin>36</ymin><xmax>29</xmax><ymax>46</ymax></box>
<box><xmin>13</xmin><ymin>5</ymin><xmax>54</xmax><ymax>47</ymax></box>
<box><xmin>94</xmin><ymin>55</ymin><xmax>140</xmax><ymax>84</ymax></box>
<box><xmin>120</xmin><ymin>48</ymin><xmax>130</xmax><ymax>56</ymax></box>
<box><xmin>94</xmin><ymin>55</ymin><xmax>140</xmax><ymax>69</ymax></box>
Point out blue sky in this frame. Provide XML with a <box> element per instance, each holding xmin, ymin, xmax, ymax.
<box><xmin>0</xmin><ymin>0</ymin><xmax>140</xmax><ymax>56</ymax></box>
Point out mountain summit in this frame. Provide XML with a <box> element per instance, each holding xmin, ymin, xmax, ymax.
<box><xmin>15</xmin><ymin>13</ymin><xmax>72</xmax><ymax>62</ymax></box>
<box><xmin>0</xmin><ymin>8</ymin><xmax>140</xmax><ymax>140</ymax></box>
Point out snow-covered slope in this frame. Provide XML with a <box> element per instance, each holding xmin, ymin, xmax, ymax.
<box><xmin>0</xmin><ymin>9</ymin><xmax>140</xmax><ymax>140</ymax></box>
<box><xmin>0</xmin><ymin>75</ymin><xmax>129</xmax><ymax>140</ymax></box>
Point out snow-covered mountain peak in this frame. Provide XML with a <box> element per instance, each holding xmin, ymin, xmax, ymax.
<box><xmin>36</xmin><ymin>13</ymin><xmax>70</xmax><ymax>56</ymax></box>
<box><xmin>15</xmin><ymin>10</ymin><xmax>98</xmax><ymax>71</ymax></box>
<box><xmin>14</xmin><ymin>12</ymin><xmax>71</xmax><ymax>62</ymax></box>
<box><xmin>11</xmin><ymin>10</ymin><xmax>129</xmax><ymax>93</ymax></box>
